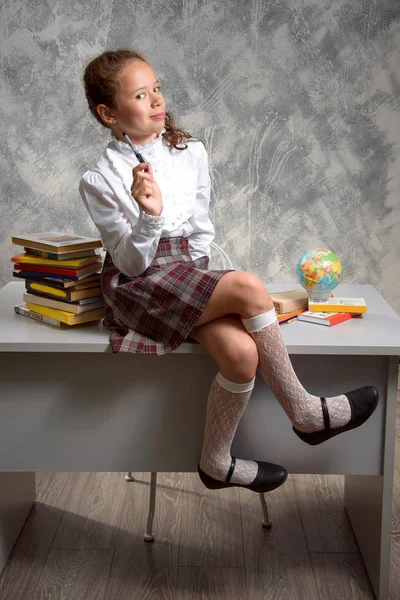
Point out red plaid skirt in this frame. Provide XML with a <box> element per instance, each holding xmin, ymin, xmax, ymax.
<box><xmin>100</xmin><ymin>236</ymin><xmax>233</xmax><ymax>354</ymax></box>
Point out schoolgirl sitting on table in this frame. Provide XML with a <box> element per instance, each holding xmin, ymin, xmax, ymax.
<box><xmin>79</xmin><ymin>49</ymin><xmax>379</xmax><ymax>494</ymax></box>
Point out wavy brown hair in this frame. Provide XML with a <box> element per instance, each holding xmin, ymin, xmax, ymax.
<box><xmin>83</xmin><ymin>49</ymin><xmax>192</xmax><ymax>150</ymax></box>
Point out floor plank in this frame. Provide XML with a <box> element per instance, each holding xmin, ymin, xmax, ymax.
<box><xmin>293</xmin><ymin>473</ymin><xmax>359</xmax><ymax>552</ymax></box>
<box><xmin>105</xmin><ymin>472</ymin><xmax>183</xmax><ymax>600</ymax></box>
<box><xmin>5</xmin><ymin>472</ymin><xmax>76</xmax><ymax>568</ymax></box>
<box><xmin>240</xmin><ymin>475</ymin><xmax>319</xmax><ymax>599</ymax></box>
<box><xmin>52</xmin><ymin>472</ymin><xmax>127</xmax><ymax>550</ymax></box>
<box><xmin>32</xmin><ymin>549</ymin><xmax>113</xmax><ymax>600</ymax></box>
<box><xmin>310</xmin><ymin>552</ymin><xmax>375</xmax><ymax>599</ymax></box>
<box><xmin>240</xmin><ymin>474</ymin><xmax>308</xmax><ymax>555</ymax></box>
<box><xmin>246</xmin><ymin>553</ymin><xmax>319</xmax><ymax>600</ymax></box>
<box><xmin>178</xmin><ymin>473</ymin><xmax>244</xmax><ymax>567</ymax></box>
<box><xmin>177</xmin><ymin>567</ymin><xmax>247</xmax><ymax>599</ymax></box>
<box><xmin>0</xmin><ymin>566</ymin><xmax>42</xmax><ymax>600</ymax></box>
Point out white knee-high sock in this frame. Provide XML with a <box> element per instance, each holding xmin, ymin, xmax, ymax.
<box><xmin>199</xmin><ymin>372</ymin><xmax>258</xmax><ymax>485</ymax></box>
<box><xmin>241</xmin><ymin>308</ymin><xmax>351</xmax><ymax>433</ymax></box>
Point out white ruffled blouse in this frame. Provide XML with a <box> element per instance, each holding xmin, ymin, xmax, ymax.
<box><xmin>79</xmin><ymin>130</ymin><xmax>216</xmax><ymax>277</ymax></box>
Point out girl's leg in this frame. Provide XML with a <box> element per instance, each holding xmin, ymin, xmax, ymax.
<box><xmin>194</xmin><ymin>272</ymin><xmax>378</xmax><ymax>445</ymax></box>
<box><xmin>190</xmin><ymin>315</ymin><xmax>286</xmax><ymax>490</ymax></box>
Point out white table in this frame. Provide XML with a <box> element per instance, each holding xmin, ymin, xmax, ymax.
<box><xmin>0</xmin><ymin>281</ymin><xmax>399</xmax><ymax>599</ymax></box>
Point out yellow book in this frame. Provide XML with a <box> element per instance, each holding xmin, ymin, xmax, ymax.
<box><xmin>26</xmin><ymin>302</ymin><xmax>104</xmax><ymax>325</ymax></box>
<box><xmin>28</xmin><ymin>283</ymin><xmax>66</xmax><ymax>298</ymax></box>
<box><xmin>26</xmin><ymin>281</ymin><xmax>101</xmax><ymax>302</ymax></box>
<box><xmin>11</xmin><ymin>253</ymin><xmax>100</xmax><ymax>268</ymax></box>
<box><xmin>308</xmin><ymin>298</ymin><xmax>367</xmax><ymax>314</ymax></box>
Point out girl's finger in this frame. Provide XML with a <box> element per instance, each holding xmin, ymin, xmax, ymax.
<box><xmin>132</xmin><ymin>163</ymin><xmax>152</xmax><ymax>175</ymax></box>
<box><xmin>135</xmin><ymin>172</ymin><xmax>152</xmax><ymax>183</ymax></box>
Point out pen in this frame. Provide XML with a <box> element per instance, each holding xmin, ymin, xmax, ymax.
<box><xmin>122</xmin><ymin>132</ymin><xmax>150</xmax><ymax>172</ymax></box>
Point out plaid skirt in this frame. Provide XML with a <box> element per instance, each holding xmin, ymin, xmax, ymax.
<box><xmin>100</xmin><ymin>236</ymin><xmax>233</xmax><ymax>354</ymax></box>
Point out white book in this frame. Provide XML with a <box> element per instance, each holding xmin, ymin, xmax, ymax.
<box><xmin>14</xmin><ymin>303</ymin><xmax>63</xmax><ymax>328</ymax></box>
<box><xmin>297</xmin><ymin>310</ymin><xmax>358</xmax><ymax>326</ymax></box>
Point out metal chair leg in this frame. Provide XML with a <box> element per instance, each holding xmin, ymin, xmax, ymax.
<box><xmin>260</xmin><ymin>493</ymin><xmax>272</xmax><ymax>528</ymax></box>
<box><xmin>144</xmin><ymin>472</ymin><xmax>157</xmax><ymax>542</ymax></box>
<box><xmin>125</xmin><ymin>472</ymin><xmax>134</xmax><ymax>481</ymax></box>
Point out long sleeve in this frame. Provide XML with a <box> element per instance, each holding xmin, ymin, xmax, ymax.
<box><xmin>79</xmin><ymin>170</ymin><xmax>165</xmax><ymax>277</ymax></box>
<box><xmin>187</xmin><ymin>142</ymin><xmax>216</xmax><ymax>258</ymax></box>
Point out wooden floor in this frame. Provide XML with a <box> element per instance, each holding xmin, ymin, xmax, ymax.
<box><xmin>1</xmin><ymin>400</ymin><xmax>399</xmax><ymax>599</ymax></box>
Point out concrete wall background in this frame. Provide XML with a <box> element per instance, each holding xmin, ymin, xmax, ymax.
<box><xmin>1</xmin><ymin>0</ymin><xmax>399</xmax><ymax>310</ymax></box>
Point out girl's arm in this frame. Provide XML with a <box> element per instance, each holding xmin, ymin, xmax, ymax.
<box><xmin>187</xmin><ymin>142</ymin><xmax>216</xmax><ymax>258</ymax></box>
<box><xmin>79</xmin><ymin>170</ymin><xmax>165</xmax><ymax>277</ymax></box>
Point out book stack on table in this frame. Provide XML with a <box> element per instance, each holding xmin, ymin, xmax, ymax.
<box><xmin>270</xmin><ymin>290</ymin><xmax>367</xmax><ymax>326</ymax></box>
<box><xmin>11</xmin><ymin>233</ymin><xmax>105</xmax><ymax>328</ymax></box>
<box><xmin>299</xmin><ymin>298</ymin><xmax>366</xmax><ymax>326</ymax></box>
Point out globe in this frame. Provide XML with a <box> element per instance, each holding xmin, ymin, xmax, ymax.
<box><xmin>296</xmin><ymin>248</ymin><xmax>342</xmax><ymax>301</ymax></box>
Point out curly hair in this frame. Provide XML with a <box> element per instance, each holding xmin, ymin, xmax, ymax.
<box><xmin>83</xmin><ymin>49</ymin><xmax>192</xmax><ymax>150</ymax></box>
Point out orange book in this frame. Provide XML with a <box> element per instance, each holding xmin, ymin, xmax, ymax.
<box><xmin>277</xmin><ymin>309</ymin><xmax>306</xmax><ymax>323</ymax></box>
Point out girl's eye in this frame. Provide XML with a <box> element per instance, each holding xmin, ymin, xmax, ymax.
<box><xmin>136</xmin><ymin>87</ymin><xmax>160</xmax><ymax>99</ymax></box>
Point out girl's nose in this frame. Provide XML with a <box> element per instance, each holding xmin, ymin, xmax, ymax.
<box><xmin>151</xmin><ymin>94</ymin><xmax>161</xmax><ymax>107</ymax></box>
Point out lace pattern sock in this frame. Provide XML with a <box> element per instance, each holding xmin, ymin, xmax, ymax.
<box><xmin>199</xmin><ymin>372</ymin><xmax>258</xmax><ymax>485</ymax></box>
<box><xmin>241</xmin><ymin>308</ymin><xmax>351</xmax><ymax>434</ymax></box>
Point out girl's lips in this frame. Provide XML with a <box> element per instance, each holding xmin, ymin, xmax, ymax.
<box><xmin>150</xmin><ymin>113</ymin><xmax>165</xmax><ymax>120</ymax></box>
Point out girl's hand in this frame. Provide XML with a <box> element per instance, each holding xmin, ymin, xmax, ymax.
<box><xmin>130</xmin><ymin>164</ymin><xmax>163</xmax><ymax>216</ymax></box>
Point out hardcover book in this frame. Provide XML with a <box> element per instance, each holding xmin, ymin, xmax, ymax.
<box><xmin>308</xmin><ymin>298</ymin><xmax>367</xmax><ymax>314</ymax></box>
<box><xmin>25</xmin><ymin>281</ymin><xmax>102</xmax><ymax>302</ymax></box>
<box><xmin>12</xmin><ymin>253</ymin><xmax>101</xmax><ymax>269</ymax></box>
<box><xmin>13</xmin><ymin>261</ymin><xmax>102</xmax><ymax>277</ymax></box>
<box><xmin>297</xmin><ymin>311</ymin><xmax>361</xmax><ymax>326</ymax></box>
<box><xmin>12</xmin><ymin>232</ymin><xmax>102</xmax><ymax>254</ymax></box>
<box><xmin>270</xmin><ymin>289</ymin><xmax>309</xmax><ymax>314</ymax></box>
<box><xmin>23</xmin><ymin>292</ymin><xmax>104</xmax><ymax>315</ymax></box>
<box><xmin>14</xmin><ymin>303</ymin><xmax>66</xmax><ymax>328</ymax></box>
<box><xmin>13</xmin><ymin>272</ymin><xmax>101</xmax><ymax>288</ymax></box>
<box><xmin>25</xmin><ymin>302</ymin><xmax>104</xmax><ymax>325</ymax></box>
<box><xmin>24</xmin><ymin>247</ymin><xmax>99</xmax><ymax>260</ymax></box>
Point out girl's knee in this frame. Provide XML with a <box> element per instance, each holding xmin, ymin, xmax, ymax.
<box><xmin>230</xmin><ymin>271</ymin><xmax>273</xmax><ymax>312</ymax></box>
<box><xmin>234</xmin><ymin>271</ymin><xmax>264</xmax><ymax>294</ymax></box>
<box><xmin>220</xmin><ymin>334</ymin><xmax>259</xmax><ymax>381</ymax></box>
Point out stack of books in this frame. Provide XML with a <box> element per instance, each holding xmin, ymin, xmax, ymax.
<box><xmin>270</xmin><ymin>289</ymin><xmax>309</xmax><ymax>324</ymax></box>
<box><xmin>11</xmin><ymin>233</ymin><xmax>105</xmax><ymax>328</ymax></box>
<box><xmin>298</xmin><ymin>297</ymin><xmax>366</xmax><ymax>327</ymax></box>
<box><xmin>270</xmin><ymin>290</ymin><xmax>367</xmax><ymax>327</ymax></box>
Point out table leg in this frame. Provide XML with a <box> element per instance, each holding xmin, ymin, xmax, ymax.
<box><xmin>0</xmin><ymin>472</ymin><xmax>36</xmax><ymax>574</ymax></box>
<box><xmin>344</xmin><ymin>356</ymin><xmax>398</xmax><ymax>599</ymax></box>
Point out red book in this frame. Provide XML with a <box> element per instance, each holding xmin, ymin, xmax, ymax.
<box><xmin>297</xmin><ymin>311</ymin><xmax>361</xmax><ymax>327</ymax></box>
<box><xmin>12</xmin><ymin>261</ymin><xmax>102</xmax><ymax>277</ymax></box>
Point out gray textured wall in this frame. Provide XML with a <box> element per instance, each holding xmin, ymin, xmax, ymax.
<box><xmin>1</xmin><ymin>0</ymin><xmax>399</xmax><ymax>310</ymax></box>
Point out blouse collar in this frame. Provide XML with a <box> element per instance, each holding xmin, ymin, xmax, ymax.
<box><xmin>111</xmin><ymin>128</ymin><xmax>166</xmax><ymax>153</ymax></box>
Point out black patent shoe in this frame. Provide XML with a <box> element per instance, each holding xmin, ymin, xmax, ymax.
<box><xmin>293</xmin><ymin>386</ymin><xmax>379</xmax><ymax>446</ymax></box>
<box><xmin>197</xmin><ymin>456</ymin><xmax>288</xmax><ymax>494</ymax></box>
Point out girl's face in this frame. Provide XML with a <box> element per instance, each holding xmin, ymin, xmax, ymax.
<box><xmin>100</xmin><ymin>59</ymin><xmax>166</xmax><ymax>145</ymax></box>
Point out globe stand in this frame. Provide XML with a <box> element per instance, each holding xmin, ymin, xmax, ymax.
<box><xmin>306</xmin><ymin>292</ymin><xmax>331</xmax><ymax>302</ymax></box>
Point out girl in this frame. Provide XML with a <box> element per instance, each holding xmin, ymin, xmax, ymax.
<box><xmin>79</xmin><ymin>49</ymin><xmax>379</xmax><ymax>494</ymax></box>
